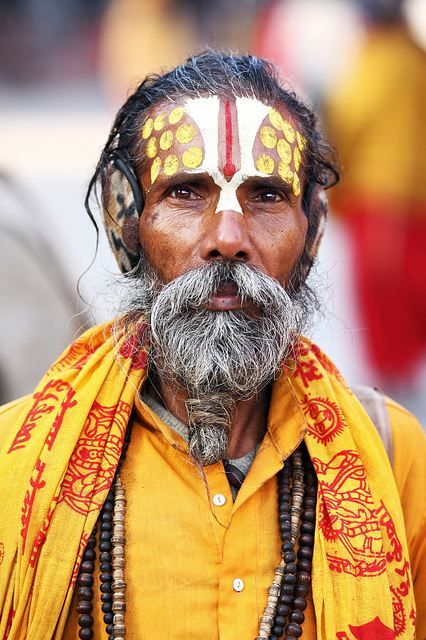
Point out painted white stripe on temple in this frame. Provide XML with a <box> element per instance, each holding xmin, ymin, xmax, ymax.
<box><xmin>183</xmin><ymin>95</ymin><xmax>273</xmax><ymax>215</ymax></box>
<box><xmin>184</xmin><ymin>96</ymin><xmax>220</xmax><ymax>173</ymax></box>
<box><xmin>235</xmin><ymin>97</ymin><xmax>270</xmax><ymax>177</ymax></box>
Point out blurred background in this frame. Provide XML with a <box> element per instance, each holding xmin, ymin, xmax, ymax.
<box><xmin>0</xmin><ymin>0</ymin><xmax>425</xmax><ymax>422</ymax></box>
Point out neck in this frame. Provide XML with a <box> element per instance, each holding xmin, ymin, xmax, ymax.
<box><xmin>147</xmin><ymin>376</ymin><xmax>270</xmax><ymax>459</ymax></box>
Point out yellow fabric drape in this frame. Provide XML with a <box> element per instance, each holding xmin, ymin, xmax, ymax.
<box><xmin>0</xmin><ymin>322</ymin><xmax>416</xmax><ymax>638</ymax></box>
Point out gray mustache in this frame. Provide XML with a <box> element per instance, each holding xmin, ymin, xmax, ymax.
<box><xmin>150</xmin><ymin>261</ymin><xmax>289</xmax><ymax>318</ymax></box>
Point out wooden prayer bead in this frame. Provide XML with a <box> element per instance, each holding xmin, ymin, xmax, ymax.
<box><xmin>286</xmin><ymin>622</ymin><xmax>302</xmax><ymax>637</ymax></box>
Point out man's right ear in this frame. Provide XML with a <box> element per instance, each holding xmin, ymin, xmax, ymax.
<box><xmin>102</xmin><ymin>154</ymin><xmax>144</xmax><ymax>273</ymax></box>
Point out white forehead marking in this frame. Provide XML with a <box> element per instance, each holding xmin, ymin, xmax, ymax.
<box><xmin>183</xmin><ymin>95</ymin><xmax>272</xmax><ymax>215</ymax></box>
<box><xmin>184</xmin><ymin>96</ymin><xmax>219</xmax><ymax>174</ymax></box>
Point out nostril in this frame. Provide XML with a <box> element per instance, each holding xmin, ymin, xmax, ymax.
<box><xmin>209</xmin><ymin>249</ymin><xmax>221</xmax><ymax>258</ymax></box>
<box><xmin>235</xmin><ymin>251</ymin><xmax>246</xmax><ymax>259</ymax></box>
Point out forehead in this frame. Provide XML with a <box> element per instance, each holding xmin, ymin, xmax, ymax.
<box><xmin>141</xmin><ymin>96</ymin><xmax>306</xmax><ymax>197</ymax></box>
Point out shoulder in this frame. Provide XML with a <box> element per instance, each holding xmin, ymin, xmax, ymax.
<box><xmin>385</xmin><ymin>397</ymin><xmax>426</xmax><ymax>624</ymax></box>
<box><xmin>385</xmin><ymin>396</ymin><xmax>426</xmax><ymax>492</ymax></box>
<box><xmin>385</xmin><ymin>397</ymin><xmax>425</xmax><ymax>533</ymax></box>
<box><xmin>0</xmin><ymin>395</ymin><xmax>31</xmax><ymax>452</ymax></box>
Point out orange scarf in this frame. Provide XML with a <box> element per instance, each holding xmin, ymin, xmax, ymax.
<box><xmin>0</xmin><ymin>322</ymin><xmax>416</xmax><ymax>639</ymax></box>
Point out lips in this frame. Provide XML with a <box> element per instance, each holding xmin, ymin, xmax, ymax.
<box><xmin>203</xmin><ymin>280</ymin><xmax>243</xmax><ymax>311</ymax></box>
<box><xmin>214</xmin><ymin>281</ymin><xmax>239</xmax><ymax>297</ymax></box>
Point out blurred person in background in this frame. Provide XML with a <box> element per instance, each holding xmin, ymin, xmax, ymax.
<box><xmin>0</xmin><ymin>172</ymin><xmax>89</xmax><ymax>404</ymax></box>
<box><xmin>98</xmin><ymin>0</ymin><xmax>263</xmax><ymax>106</ymax></box>
<box><xmin>99</xmin><ymin>0</ymin><xmax>198</xmax><ymax>105</ymax></box>
<box><xmin>325</xmin><ymin>0</ymin><xmax>426</xmax><ymax>399</ymax></box>
<box><xmin>0</xmin><ymin>52</ymin><xmax>424</xmax><ymax>640</ymax></box>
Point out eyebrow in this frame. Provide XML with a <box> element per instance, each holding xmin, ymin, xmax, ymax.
<box><xmin>146</xmin><ymin>171</ymin><xmax>211</xmax><ymax>193</ymax></box>
<box><xmin>241</xmin><ymin>175</ymin><xmax>294</xmax><ymax>193</ymax></box>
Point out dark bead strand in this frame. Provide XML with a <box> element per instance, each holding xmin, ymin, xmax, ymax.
<box><xmin>286</xmin><ymin>448</ymin><xmax>318</xmax><ymax>639</ymax></box>
<box><xmin>268</xmin><ymin>455</ymin><xmax>303</xmax><ymax>640</ymax></box>
<box><xmin>99</xmin><ymin>488</ymin><xmax>115</xmax><ymax>637</ymax></box>
<box><xmin>100</xmin><ymin>422</ymin><xmax>133</xmax><ymax>639</ymax></box>
<box><xmin>76</xmin><ymin>527</ymin><xmax>97</xmax><ymax>640</ymax></box>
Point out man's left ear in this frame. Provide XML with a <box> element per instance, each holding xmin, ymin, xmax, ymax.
<box><xmin>293</xmin><ymin>182</ymin><xmax>328</xmax><ymax>287</ymax></box>
<box><xmin>303</xmin><ymin>182</ymin><xmax>328</xmax><ymax>264</ymax></box>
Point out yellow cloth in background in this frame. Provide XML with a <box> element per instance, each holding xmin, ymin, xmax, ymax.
<box><xmin>327</xmin><ymin>27</ymin><xmax>426</xmax><ymax>213</ymax></box>
<box><xmin>0</xmin><ymin>323</ymin><xmax>422</xmax><ymax>639</ymax></box>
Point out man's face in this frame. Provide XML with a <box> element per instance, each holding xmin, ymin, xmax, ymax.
<box><xmin>137</xmin><ymin>95</ymin><xmax>308</xmax><ymax>299</ymax></box>
<box><xmin>128</xmin><ymin>95</ymin><xmax>311</xmax><ymax>465</ymax></box>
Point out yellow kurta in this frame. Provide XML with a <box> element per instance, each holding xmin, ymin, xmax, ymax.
<box><xmin>0</xmin><ymin>391</ymin><xmax>419</xmax><ymax>638</ymax></box>
<box><xmin>0</xmin><ymin>324</ymin><xmax>424</xmax><ymax>639</ymax></box>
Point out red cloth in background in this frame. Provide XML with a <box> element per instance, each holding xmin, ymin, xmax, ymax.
<box><xmin>348</xmin><ymin>208</ymin><xmax>426</xmax><ymax>381</ymax></box>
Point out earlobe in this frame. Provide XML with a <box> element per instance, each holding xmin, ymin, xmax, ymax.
<box><xmin>303</xmin><ymin>183</ymin><xmax>328</xmax><ymax>263</ymax></box>
<box><xmin>291</xmin><ymin>182</ymin><xmax>328</xmax><ymax>288</ymax></box>
<box><xmin>102</xmin><ymin>155</ymin><xmax>144</xmax><ymax>273</ymax></box>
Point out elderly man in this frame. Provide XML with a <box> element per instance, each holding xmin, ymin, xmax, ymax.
<box><xmin>0</xmin><ymin>52</ymin><xmax>424</xmax><ymax>640</ymax></box>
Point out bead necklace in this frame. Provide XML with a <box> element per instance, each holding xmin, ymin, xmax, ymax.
<box><xmin>76</xmin><ymin>441</ymin><xmax>317</xmax><ymax>640</ymax></box>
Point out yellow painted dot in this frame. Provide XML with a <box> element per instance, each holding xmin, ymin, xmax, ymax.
<box><xmin>145</xmin><ymin>137</ymin><xmax>158</xmax><ymax>159</ymax></box>
<box><xmin>277</xmin><ymin>138</ymin><xmax>292</xmax><ymax>164</ymax></box>
<box><xmin>260</xmin><ymin>125</ymin><xmax>278</xmax><ymax>149</ymax></box>
<box><xmin>176</xmin><ymin>123</ymin><xmax>195</xmax><ymax>144</ymax></box>
<box><xmin>293</xmin><ymin>173</ymin><xmax>301</xmax><ymax>196</ymax></box>
<box><xmin>256</xmin><ymin>154</ymin><xmax>275</xmax><ymax>175</ymax></box>
<box><xmin>169</xmin><ymin>107</ymin><xmax>184</xmax><ymax>125</ymax></box>
<box><xmin>278</xmin><ymin>161</ymin><xmax>293</xmax><ymax>185</ymax></box>
<box><xmin>164</xmin><ymin>154</ymin><xmax>179</xmax><ymax>176</ymax></box>
<box><xmin>282</xmin><ymin>120</ymin><xmax>296</xmax><ymax>143</ymax></box>
<box><xmin>294</xmin><ymin>147</ymin><xmax>302</xmax><ymax>172</ymax></box>
<box><xmin>141</xmin><ymin>117</ymin><xmax>154</xmax><ymax>139</ymax></box>
<box><xmin>269</xmin><ymin>108</ymin><xmax>284</xmax><ymax>130</ymax></box>
<box><xmin>296</xmin><ymin>131</ymin><xmax>307</xmax><ymax>151</ymax></box>
<box><xmin>151</xmin><ymin>157</ymin><xmax>162</xmax><ymax>183</ymax></box>
<box><xmin>182</xmin><ymin>146</ymin><xmax>203</xmax><ymax>169</ymax></box>
<box><xmin>154</xmin><ymin>113</ymin><xmax>166</xmax><ymax>131</ymax></box>
<box><xmin>160</xmin><ymin>130</ymin><xmax>174</xmax><ymax>151</ymax></box>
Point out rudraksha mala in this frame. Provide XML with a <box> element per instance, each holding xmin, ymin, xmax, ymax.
<box><xmin>257</xmin><ymin>444</ymin><xmax>317</xmax><ymax>639</ymax></box>
<box><xmin>76</xmin><ymin>441</ymin><xmax>317</xmax><ymax>639</ymax></box>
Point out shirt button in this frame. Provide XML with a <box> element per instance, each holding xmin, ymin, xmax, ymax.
<box><xmin>233</xmin><ymin>578</ymin><xmax>245</xmax><ymax>592</ymax></box>
<box><xmin>212</xmin><ymin>493</ymin><xmax>226</xmax><ymax>506</ymax></box>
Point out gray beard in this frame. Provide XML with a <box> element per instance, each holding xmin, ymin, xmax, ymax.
<box><xmin>119</xmin><ymin>258</ymin><xmax>309</xmax><ymax>466</ymax></box>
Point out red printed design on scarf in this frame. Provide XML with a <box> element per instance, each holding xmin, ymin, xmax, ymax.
<box><xmin>337</xmin><ymin>617</ymin><xmax>396</xmax><ymax>639</ymax></box>
<box><xmin>313</xmin><ymin>450</ymin><xmax>387</xmax><ymax>577</ymax></box>
<box><xmin>119</xmin><ymin>324</ymin><xmax>149</xmax><ymax>370</ymax></box>
<box><xmin>293</xmin><ymin>343</ymin><xmax>324</xmax><ymax>388</ymax></box>
<box><xmin>302</xmin><ymin>395</ymin><xmax>346</xmax><ymax>444</ymax></box>
<box><xmin>8</xmin><ymin>380</ymin><xmax>76</xmax><ymax>453</ymax></box>
<box><xmin>21</xmin><ymin>458</ymin><xmax>46</xmax><ymax>552</ymax></box>
<box><xmin>49</xmin><ymin>340</ymin><xmax>96</xmax><ymax>373</ymax></box>
<box><xmin>29</xmin><ymin>492</ymin><xmax>60</xmax><ymax>568</ymax></box>
<box><xmin>59</xmin><ymin>401</ymin><xmax>131</xmax><ymax>515</ymax></box>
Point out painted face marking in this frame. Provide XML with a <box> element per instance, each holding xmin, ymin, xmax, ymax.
<box><xmin>221</xmin><ymin>99</ymin><xmax>239</xmax><ymax>179</ymax></box>
<box><xmin>142</xmin><ymin>96</ymin><xmax>307</xmax><ymax>206</ymax></box>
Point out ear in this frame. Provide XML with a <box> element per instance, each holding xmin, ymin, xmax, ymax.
<box><xmin>294</xmin><ymin>183</ymin><xmax>328</xmax><ymax>287</ymax></box>
<box><xmin>102</xmin><ymin>155</ymin><xmax>144</xmax><ymax>273</ymax></box>
<box><xmin>303</xmin><ymin>182</ymin><xmax>327</xmax><ymax>264</ymax></box>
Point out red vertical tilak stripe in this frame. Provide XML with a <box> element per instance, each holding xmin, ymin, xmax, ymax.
<box><xmin>218</xmin><ymin>99</ymin><xmax>240</xmax><ymax>181</ymax></box>
<box><xmin>224</xmin><ymin>100</ymin><xmax>236</xmax><ymax>178</ymax></box>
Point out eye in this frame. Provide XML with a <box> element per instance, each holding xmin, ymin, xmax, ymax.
<box><xmin>167</xmin><ymin>185</ymin><xmax>201</xmax><ymax>200</ymax></box>
<box><xmin>254</xmin><ymin>188</ymin><xmax>284</xmax><ymax>203</ymax></box>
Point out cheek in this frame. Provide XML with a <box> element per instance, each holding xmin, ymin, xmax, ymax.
<box><xmin>138</xmin><ymin>208</ymin><xmax>200</xmax><ymax>282</ymax></box>
<box><xmin>262</xmin><ymin>213</ymin><xmax>308</xmax><ymax>282</ymax></box>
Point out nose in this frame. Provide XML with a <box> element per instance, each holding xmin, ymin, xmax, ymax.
<box><xmin>200</xmin><ymin>209</ymin><xmax>252</xmax><ymax>262</ymax></box>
